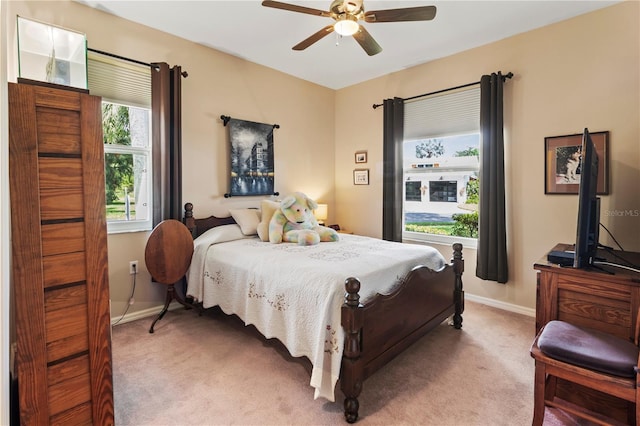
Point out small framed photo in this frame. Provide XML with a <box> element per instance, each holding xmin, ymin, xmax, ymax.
<box><xmin>544</xmin><ymin>131</ymin><xmax>609</xmax><ymax>194</ymax></box>
<box><xmin>353</xmin><ymin>169</ymin><xmax>369</xmax><ymax>185</ymax></box>
<box><xmin>355</xmin><ymin>151</ymin><xmax>367</xmax><ymax>164</ymax></box>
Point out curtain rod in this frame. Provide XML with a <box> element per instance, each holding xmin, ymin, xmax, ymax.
<box><xmin>372</xmin><ymin>71</ymin><xmax>513</xmax><ymax>109</ymax></box>
<box><xmin>220</xmin><ymin>115</ymin><xmax>280</xmax><ymax>129</ymax></box>
<box><xmin>88</xmin><ymin>47</ymin><xmax>158</xmax><ymax>69</ymax></box>
<box><xmin>88</xmin><ymin>47</ymin><xmax>189</xmax><ymax>78</ymax></box>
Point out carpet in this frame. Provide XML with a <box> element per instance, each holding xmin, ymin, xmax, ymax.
<box><xmin>111</xmin><ymin>300</ymin><xmax>592</xmax><ymax>425</ymax></box>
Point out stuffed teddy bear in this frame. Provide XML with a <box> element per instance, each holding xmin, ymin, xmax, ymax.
<box><xmin>269</xmin><ymin>192</ymin><xmax>339</xmax><ymax>246</ymax></box>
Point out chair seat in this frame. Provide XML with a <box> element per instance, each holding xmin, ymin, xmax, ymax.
<box><xmin>538</xmin><ymin>320</ymin><xmax>639</xmax><ymax>378</ymax></box>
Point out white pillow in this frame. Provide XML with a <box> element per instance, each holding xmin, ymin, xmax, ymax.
<box><xmin>257</xmin><ymin>199</ymin><xmax>280</xmax><ymax>242</ymax></box>
<box><xmin>229</xmin><ymin>208</ymin><xmax>260</xmax><ymax>235</ymax></box>
<box><xmin>194</xmin><ymin>224</ymin><xmax>248</xmax><ymax>247</ymax></box>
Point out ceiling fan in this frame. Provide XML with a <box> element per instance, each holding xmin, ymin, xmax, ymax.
<box><xmin>261</xmin><ymin>0</ymin><xmax>437</xmax><ymax>56</ymax></box>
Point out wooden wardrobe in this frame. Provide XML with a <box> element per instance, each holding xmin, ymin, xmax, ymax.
<box><xmin>9</xmin><ymin>81</ymin><xmax>114</xmax><ymax>425</ymax></box>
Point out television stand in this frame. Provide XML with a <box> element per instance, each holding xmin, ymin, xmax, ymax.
<box><xmin>534</xmin><ymin>243</ymin><xmax>640</xmax><ymax>422</ymax></box>
<box><xmin>586</xmin><ymin>261</ymin><xmax>615</xmax><ymax>275</ymax></box>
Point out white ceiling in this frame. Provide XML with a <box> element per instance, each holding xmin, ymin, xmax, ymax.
<box><xmin>76</xmin><ymin>0</ymin><xmax>620</xmax><ymax>90</ymax></box>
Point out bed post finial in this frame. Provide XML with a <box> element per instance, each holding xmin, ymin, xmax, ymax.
<box><xmin>344</xmin><ymin>277</ymin><xmax>360</xmax><ymax>307</ymax></box>
<box><xmin>184</xmin><ymin>203</ymin><xmax>196</xmax><ymax>237</ymax></box>
<box><xmin>452</xmin><ymin>243</ymin><xmax>464</xmax><ymax>329</ymax></box>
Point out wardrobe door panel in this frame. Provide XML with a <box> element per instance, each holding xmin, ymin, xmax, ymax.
<box><xmin>47</xmin><ymin>355</ymin><xmax>90</xmax><ymax>387</ymax></box>
<box><xmin>49</xmin><ymin>402</ymin><xmax>93</xmax><ymax>426</ymax></box>
<box><xmin>46</xmin><ymin>334</ymin><xmax>89</xmax><ymax>364</ymax></box>
<box><xmin>47</xmin><ymin>373</ymin><xmax>92</xmax><ymax>417</ymax></box>
<box><xmin>41</xmin><ymin>222</ymin><xmax>85</xmax><ymax>256</ymax></box>
<box><xmin>44</xmin><ymin>285</ymin><xmax>88</xmax><ymax>312</ymax></box>
<box><xmin>38</xmin><ymin>158</ymin><xmax>83</xmax><ymax>189</ymax></box>
<box><xmin>42</xmin><ymin>252</ymin><xmax>86</xmax><ymax>287</ymax></box>
<box><xmin>9</xmin><ymin>82</ymin><xmax>114</xmax><ymax>425</ymax></box>
<box><xmin>39</xmin><ymin>190</ymin><xmax>84</xmax><ymax>221</ymax></box>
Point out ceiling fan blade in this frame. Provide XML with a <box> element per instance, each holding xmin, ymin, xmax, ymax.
<box><xmin>365</xmin><ymin>6</ymin><xmax>437</xmax><ymax>23</ymax></box>
<box><xmin>293</xmin><ymin>25</ymin><xmax>335</xmax><ymax>51</ymax></box>
<box><xmin>352</xmin><ymin>26</ymin><xmax>382</xmax><ymax>56</ymax></box>
<box><xmin>261</xmin><ymin>1</ymin><xmax>332</xmax><ymax>18</ymax></box>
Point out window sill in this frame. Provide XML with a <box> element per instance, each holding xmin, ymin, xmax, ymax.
<box><xmin>107</xmin><ymin>221</ymin><xmax>152</xmax><ymax>235</ymax></box>
<box><xmin>402</xmin><ymin>231</ymin><xmax>477</xmax><ymax>250</ymax></box>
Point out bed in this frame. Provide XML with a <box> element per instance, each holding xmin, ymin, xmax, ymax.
<box><xmin>181</xmin><ymin>202</ymin><xmax>464</xmax><ymax>423</ymax></box>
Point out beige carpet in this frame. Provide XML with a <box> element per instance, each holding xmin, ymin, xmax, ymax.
<box><xmin>111</xmin><ymin>301</ymin><xmax>588</xmax><ymax>425</ymax></box>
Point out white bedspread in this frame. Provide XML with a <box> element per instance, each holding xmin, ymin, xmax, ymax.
<box><xmin>186</xmin><ymin>230</ymin><xmax>446</xmax><ymax>401</ymax></box>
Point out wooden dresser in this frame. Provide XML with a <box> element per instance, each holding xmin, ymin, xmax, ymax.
<box><xmin>534</xmin><ymin>243</ymin><xmax>640</xmax><ymax>421</ymax></box>
<box><xmin>534</xmin><ymin>243</ymin><xmax>640</xmax><ymax>336</ymax></box>
<box><xmin>9</xmin><ymin>81</ymin><xmax>114</xmax><ymax>425</ymax></box>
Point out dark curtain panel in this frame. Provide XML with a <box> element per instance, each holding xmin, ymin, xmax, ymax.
<box><xmin>151</xmin><ymin>62</ymin><xmax>183</xmax><ymax>226</ymax></box>
<box><xmin>382</xmin><ymin>97</ymin><xmax>404</xmax><ymax>242</ymax></box>
<box><xmin>476</xmin><ymin>72</ymin><xmax>508</xmax><ymax>283</ymax></box>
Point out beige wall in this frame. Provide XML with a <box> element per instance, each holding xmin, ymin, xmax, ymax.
<box><xmin>5</xmin><ymin>1</ymin><xmax>336</xmax><ymax>319</ymax></box>
<box><xmin>334</xmin><ymin>1</ymin><xmax>640</xmax><ymax>311</ymax></box>
<box><xmin>4</xmin><ymin>1</ymin><xmax>639</xmax><ymax>319</ymax></box>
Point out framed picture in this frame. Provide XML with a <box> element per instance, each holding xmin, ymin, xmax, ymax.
<box><xmin>544</xmin><ymin>131</ymin><xmax>609</xmax><ymax>195</ymax></box>
<box><xmin>353</xmin><ymin>169</ymin><xmax>369</xmax><ymax>185</ymax></box>
<box><xmin>227</xmin><ymin>118</ymin><xmax>275</xmax><ymax>196</ymax></box>
<box><xmin>355</xmin><ymin>151</ymin><xmax>367</xmax><ymax>164</ymax></box>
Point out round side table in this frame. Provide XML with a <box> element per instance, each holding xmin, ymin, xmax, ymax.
<box><xmin>144</xmin><ymin>219</ymin><xmax>194</xmax><ymax>333</ymax></box>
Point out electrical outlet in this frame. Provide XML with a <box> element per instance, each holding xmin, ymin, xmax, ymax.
<box><xmin>129</xmin><ymin>260</ymin><xmax>138</xmax><ymax>275</ymax></box>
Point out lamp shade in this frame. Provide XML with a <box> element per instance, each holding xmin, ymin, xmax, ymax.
<box><xmin>314</xmin><ymin>204</ymin><xmax>328</xmax><ymax>224</ymax></box>
<box><xmin>334</xmin><ymin>15</ymin><xmax>359</xmax><ymax>36</ymax></box>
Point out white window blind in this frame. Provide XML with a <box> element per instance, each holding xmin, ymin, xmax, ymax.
<box><xmin>87</xmin><ymin>51</ymin><xmax>151</xmax><ymax>108</ymax></box>
<box><xmin>403</xmin><ymin>86</ymin><xmax>480</xmax><ymax>140</ymax></box>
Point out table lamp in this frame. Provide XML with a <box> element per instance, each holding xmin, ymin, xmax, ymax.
<box><xmin>315</xmin><ymin>204</ymin><xmax>328</xmax><ymax>226</ymax></box>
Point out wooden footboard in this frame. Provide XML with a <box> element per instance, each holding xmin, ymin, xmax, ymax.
<box><xmin>341</xmin><ymin>243</ymin><xmax>464</xmax><ymax>423</ymax></box>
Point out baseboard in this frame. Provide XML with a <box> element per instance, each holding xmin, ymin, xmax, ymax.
<box><xmin>111</xmin><ymin>302</ymin><xmax>183</xmax><ymax>326</ymax></box>
<box><xmin>465</xmin><ymin>293</ymin><xmax>535</xmax><ymax>317</ymax></box>
<box><xmin>111</xmin><ymin>294</ymin><xmax>535</xmax><ymax>326</ymax></box>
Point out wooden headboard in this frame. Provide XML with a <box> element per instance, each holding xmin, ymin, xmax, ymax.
<box><xmin>183</xmin><ymin>202</ymin><xmax>237</xmax><ymax>239</ymax></box>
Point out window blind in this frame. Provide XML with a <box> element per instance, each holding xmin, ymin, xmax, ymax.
<box><xmin>87</xmin><ymin>51</ymin><xmax>151</xmax><ymax>108</ymax></box>
<box><xmin>403</xmin><ymin>85</ymin><xmax>480</xmax><ymax>140</ymax></box>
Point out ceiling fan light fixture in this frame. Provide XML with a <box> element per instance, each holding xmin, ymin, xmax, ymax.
<box><xmin>334</xmin><ymin>15</ymin><xmax>359</xmax><ymax>36</ymax></box>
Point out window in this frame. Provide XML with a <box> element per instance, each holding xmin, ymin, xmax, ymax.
<box><xmin>102</xmin><ymin>102</ymin><xmax>152</xmax><ymax>232</ymax></box>
<box><xmin>88</xmin><ymin>52</ymin><xmax>152</xmax><ymax>233</ymax></box>
<box><xmin>405</xmin><ymin>181</ymin><xmax>422</xmax><ymax>202</ymax></box>
<box><xmin>429</xmin><ymin>181</ymin><xmax>458</xmax><ymax>202</ymax></box>
<box><xmin>402</xmin><ymin>87</ymin><xmax>480</xmax><ymax>247</ymax></box>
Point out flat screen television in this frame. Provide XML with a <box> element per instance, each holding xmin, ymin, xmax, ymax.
<box><xmin>573</xmin><ymin>128</ymin><xmax>600</xmax><ymax>268</ymax></box>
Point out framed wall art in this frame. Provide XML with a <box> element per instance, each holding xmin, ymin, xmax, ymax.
<box><xmin>225</xmin><ymin>116</ymin><xmax>276</xmax><ymax>197</ymax></box>
<box><xmin>355</xmin><ymin>150</ymin><xmax>367</xmax><ymax>164</ymax></box>
<box><xmin>544</xmin><ymin>131</ymin><xmax>609</xmax><ymax>195</ymax></box>
<box><xmin>353</xmin><ymin>169</ymin><xmax>369</xmax><ymax>185</ymax></box>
